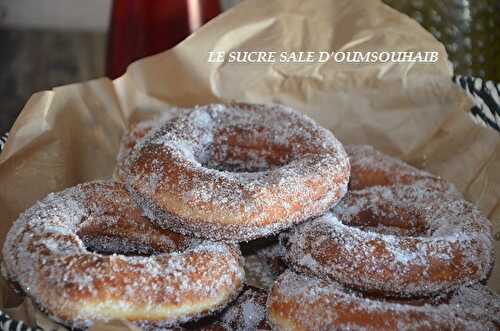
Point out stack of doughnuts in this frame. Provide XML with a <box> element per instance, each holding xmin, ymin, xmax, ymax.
<box><xmin>2</xmin><ymin>103</ymin><xmax>497</xmax><ymax>330</ymax></box>
<box><xmin>119</xmin><ymin>103</ymin><xmax>350</xmax><ymax>241</ymax></box>
<box><xmin>270</xmin><ymin>145</ymin><xmax>498</xmax><ymax>330</ymax></box>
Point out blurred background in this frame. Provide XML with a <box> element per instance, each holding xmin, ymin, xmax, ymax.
<box><xmin>0</xmin><ymin>0</ymin><xmax>499</xmax><ymax>136</ymax></box>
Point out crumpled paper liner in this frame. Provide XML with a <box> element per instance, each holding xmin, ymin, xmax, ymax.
<box><xmin>0</xmin><ymin>0</ymin><xmax>498</xmax><ymax>330</ymax></box>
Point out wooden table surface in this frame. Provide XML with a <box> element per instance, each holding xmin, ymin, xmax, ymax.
<box><xmin>0</xmin><ymin>28</ymin><xmax>106</xmax><ymax>136</ymax></box>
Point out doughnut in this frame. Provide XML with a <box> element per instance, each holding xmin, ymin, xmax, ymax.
<box><xmin>2</xmin><ymin>181</ymin><xmax>245</xmax><ymax>329</ymax></box>
<box><xmin>115</xmin><ymin>118</ymin><xmax>158</xmax><ymax>181</ymax></box>
<box><xmin>267</xmin><ymin>270</ymin><xmax>500</xmax><ymax>331</ymax></box>
<box><xmin>120</xmin><ymin>103</ymin><xmax>350</xmax><ymax>241</ymax></box>
<box><xmin>346</xmin><ymin>144</ymin><xmax>459</xmax><ymax>194</ymax></box>
<box><xmin>115</xmin><ymin>109</ymin><xmax>185</xmax><ymax>181</ymax></box>
<box><xmin>281</xmin><ymin>185</ymin><xmax>494</xmax><ymax>296</ymax></box>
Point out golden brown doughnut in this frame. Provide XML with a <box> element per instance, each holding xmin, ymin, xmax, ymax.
<box><xmin>115</xmin><ymin>110</ymin><xmax>185</xmax><ymax>181</ymax></box>
<box><xmin>267</xmin><ymin>270</ymin><xmax>500</xmax><ymax>331</ymax></box>
<box><xmin>120</xmin><ymin>103</ymin><xmax>350</xmax><ymax>241</ymax></box>
<box><xmin>281</xmin><ymin>185</ymin><xmax>494</xmax><ymax>296</ymax></box>
<box><xmin>115</xmin><ymin>119</ymin><xmax>157</xmax><ymax>181</ymax></box>
<box><xmin>2</xmin><ymin>181</ymin><xmax>245</xmax><ymax>329</ymax></box>
<box><xmin>346</xmin><ymin>144</ymin><xmax>458</xmax><ymax>194</ymax></box>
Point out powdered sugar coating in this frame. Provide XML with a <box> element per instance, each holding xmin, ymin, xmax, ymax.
<box><xmin>267</xmin><ymin>270</ymin><xmax>499</xmax><ymax>331</ymax></box>
<box><xmin>218</xmin><ymin>287</ymin><xmax>269</xmax><ymax>331</ymax></box>
<box><xmin>120</xmin><ymin>103</ymin><xmax>350</xmax><ymax>241</ymax></box>
<box><xmin>281</xmin><ymin>184</ymin><xmax>494</xmax><ymax>296</ymax></box>
<box><xmin>448</xmin><ymin>283</ymin><xmax>500</xmax><ymax>326</ymax></box>
<box><xmin>2</xmin><ymin>181</ymin><xmax>245</xmax><ymax>329</ymax></box>
<box><xmin>169</xmin><ymin>287</ymin><xmax>270</xmax><ymax>331</ymax></box>
<box><xmin>346</xmin><ymin>144</ymin><xmax>460</xmax><ymax>196</ymax></box>
<box><xmin>115</xmin><ymin>109</ymin><xmax>187</xmax><ymax>181</ymax></box>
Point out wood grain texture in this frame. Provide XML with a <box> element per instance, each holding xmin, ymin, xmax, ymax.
<box><xmin>0</xmin><ymin>28</ymin><xmax>106</xmax><ymax>135</ymax></box>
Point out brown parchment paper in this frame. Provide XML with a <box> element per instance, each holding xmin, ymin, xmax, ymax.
<box><xmin>0</xmin><ymin>0</ymin><xmax>498</xmax><ymax>329</ymax></box>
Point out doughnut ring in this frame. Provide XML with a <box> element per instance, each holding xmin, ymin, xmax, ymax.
<box><xmin>346</xmin><ymin>144</ymin><xmax>458</xmax><ymax>194</ymax></box>
<box><xmin>120</xmin><ymin>103</ymin><xmax>350</xmax><ymax>241</ymax></box>
<box><xmin>2</xmin><ymin>181</ymin><xmax>245</xmax><ymax>329</ymax></box>
<box><xmin>267</xmin><ymin>270</ymin><xmax>500</xmax><ymax>331</ymax></box>
<box><xmin>281</xmin><ymin>186</ymin><xmax>494</xmax><ymax>296</ymax></box>
<box><xmin>115</xmin><ymin>119</ymin><xmax>158</xmax><ymax>181</ymax></box>
<box><xmin>115</xmin><ymin>109</ymin><xmax>184</xmax><ymax>181</ymax></box>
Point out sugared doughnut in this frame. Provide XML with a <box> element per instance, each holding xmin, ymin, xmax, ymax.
<box><xmin>346</xmin><ymin>144</ymin><xmax>458</xmax><ymax>194</ymax></box>
<box><xmin>120</xmin><ymin>103</ymin><xmax>350</xmax><ymax>241</ymax></box>
<box><xmin>115</xmin><ymin>109</ymin><xmax>185</xmax><ymax>181</ymax></box>
<box><xmin>281</xmin><ymin>186</ymin><xmax>494</xmax><ymax>296</ymax></box>
<box><xmin>2</xmin><ymin>181</ymin><xmax>245</xmax><ymax>329</ymax></box>
<box><xmin>115</xmin><ymin>119</ymin><xmax>158</xmax><ymax>181</ymax></box>
<box><xmin>267</xmin><ymin>270</ymin><xmax>500</xmax><ymax>331</ymax></box>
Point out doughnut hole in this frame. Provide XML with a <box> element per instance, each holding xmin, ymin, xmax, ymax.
<box><xmin>201</xmin><ymin>127</ymin><xmax>295</xmax><ymax>173</ymax></box>
<box><xmin>349</xmin><ymin>169</ymin><xmax>417</xmax><ymax>190</ymax></box>
<box><xmin>358</xmin><ymin>286</ymin><xmax>452</xmax><ymax>304</ymax></box>
<box><xmin>336</xmin><ymin>193</ymin><xmax>429</xmax><ymax>237</ymax></box>
<box><xmin>77</xmin><ymin>214</ymin><xmax>188</xmax><ymax>256</ymax></box>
